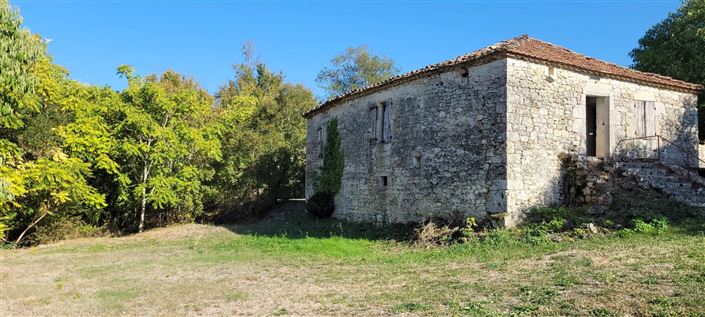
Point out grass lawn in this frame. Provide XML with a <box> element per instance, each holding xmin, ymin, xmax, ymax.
<box><xmin>1</xmin><ymin>203</ymin><xmax>704</xmax><ymax>316</ymax></box>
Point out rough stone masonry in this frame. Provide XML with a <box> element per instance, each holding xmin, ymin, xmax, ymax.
<box><xmin>304</xmin><ymin>35</ymin><xmax>702</xmax><ymax>227</ymax></box>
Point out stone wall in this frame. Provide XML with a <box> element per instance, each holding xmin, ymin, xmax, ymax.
<box><xmin>505</xmin><ymin>57</ymin><xmax>699</xmax><ymax>226</ymax></box>
<box><xmin>305</xmin><ymin>59</ymin><xmax>508</xmax><ymax>224</ymax></box>
<box><xmin>306</xmin><ymin>56</ymin><xmax>698</xmax><ymax>227</ymax></box>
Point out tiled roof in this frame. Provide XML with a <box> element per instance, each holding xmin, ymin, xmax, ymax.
<box><xmin>304</xmin><ymin>35</ymin><xmax>702</xmax><ymax>118</ymax></box>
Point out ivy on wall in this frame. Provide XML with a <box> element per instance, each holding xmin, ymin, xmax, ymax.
<box><xmin>315</xmin><ymin>118</ymin><xmax>344</xmax><ymax>194</ymax></box>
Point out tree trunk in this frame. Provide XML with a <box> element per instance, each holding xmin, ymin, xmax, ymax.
<box><xmin>15</xmin><ymin>202</ymin><xmax>50</xmax><ymax>248</ymax></box>
<box><xmin>138</xmin><ymin>186</ymin><xmax>147</xmax><ymax>233</ymax></box>
<box><xmin>138</xmin><ymin>163</ymin><xmax>150</xmax><ymax>233</ymax></box>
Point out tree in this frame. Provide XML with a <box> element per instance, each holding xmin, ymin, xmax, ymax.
<box><xmin>630</xmin><ymin>0</ymin><xmax>705</xmax><ymax>140</ymax></box>
<box><xmin>0</xmin><ymin>55</ymin><xmax>112</xmax><ymax>245</ymax></box>
<box><xmin>0</xmin><ymin>0</ymin><xmax>45</xmax><ymax>130</ymax></box>
<box><xmin>1</xmin><ymin>0</ymin><xmax>46</xmax><ymax>237</ymax></box>
<box><xmin>316</xmin><ymin>46</ymin><xmax>399</xmax><ymax>98</ymax></box>
<box><xmin>213</xmin><ymin>47</ymin><xmax>315</xmax><ymax>214</ymax></box>
<box><xmin>1</xmin><ymin>1</ymin><xmax>107</xmax><ymax>244</ymax></box>
<box><xmin>116</xmin><ymin>66</ymin><xmax>221</xmax><ymax>232</ymax></box>
<box><xmin>9</xmin><ymin>155</ymin><xmax>106</xmax><ymax>246</ymax></box>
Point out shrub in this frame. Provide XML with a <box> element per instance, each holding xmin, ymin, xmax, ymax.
<box><xmin>519</xmin><ymin>225</ymin><xmax>552</xmax><ymax>245</ymax></box>
<box><xmin>414</xmin><ymin>217</ymin><xmax>479</xmax><ymax>246</ymax></box>
<box><xmin>482</xmin><ymin>228</ymin><xmax>518</xmax><ymax>246</ymax></box>
<box><xmin>306</xmin><ymin>192</ymin><xmax>335</xmax><ymax>219</ymax></box>
<box><xmin>28</xmin><ymin>216</ymin><xmax>104</xmax><ymax>245</ymax></box>
<box><xmin>619</xmin><ymin>217</ymin><xmax>669</xmax><ymax>237</ymax></box>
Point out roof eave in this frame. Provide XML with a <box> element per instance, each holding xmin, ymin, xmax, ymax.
<box><xmin>302</xmin><ymin>51</ymin><xmax>509</xmax><ymax>118</ymax></box>
<box><xmin>505</xmin><ymin>52</ymin><xmax>703</xmax><ymax>94</ymax></box>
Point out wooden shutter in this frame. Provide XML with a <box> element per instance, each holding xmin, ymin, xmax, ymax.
<box><xmin>635</xmin><ymin>101</ymin><xmax>646</xmax><ymax>137</ymax></box>
<box><xmin>369</xmin><ymin>107</ymin><xmax>377</xmax><ymax>140</ymax></box>
<box><xmin>383</xmin><ymin>101</ymin><xmax>392</xmax><ymax>143</ymax></box>
<box><xmin>317</xmin><ymin>126</ymin><xmax>324</xmax><ymax>158</ymax></box>
<box><xmin>644</xmin><ymin>101</ymin><xmax>655</xmax><ymax>136</ymax></box>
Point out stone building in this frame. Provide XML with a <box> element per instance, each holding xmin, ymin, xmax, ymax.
<box><xmin>304</xmin><ymin>35</ymin><xmax>703</xmax><ymax>227</ymax></box>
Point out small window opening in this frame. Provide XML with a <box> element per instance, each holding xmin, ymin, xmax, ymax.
<box><xmin>380</xmin><ymin>176</ymin><xmax>388</xmax><ymax>188</ymax></box>
<box><xmin>368</xmin><ymin>107</ymin><xmax>377</xmax><ymax>141</ymax></box>
<box><xmin>547</xmin><ymin>66</ymin><xmax>556</xmax><ymax>82</ymax></box>
<box><xmin>317</xmin><ymin>126</ymin><xmax>324</xmax><ymax>159</ymax></box>
<box><xmin>381</xmin><ymin>101</ymin><xmax>392</xmax><ymax>143</ymax></box>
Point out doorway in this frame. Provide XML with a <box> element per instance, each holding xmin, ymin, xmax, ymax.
<box><xmin>586</xmin><ymin>96</ymin><xmax>610</xmax><ymax>158</ymax></box>
<box><xmin>586</xmin><ymin>97</ymin><xmax>597</xmax><ymax>157</ymax></box>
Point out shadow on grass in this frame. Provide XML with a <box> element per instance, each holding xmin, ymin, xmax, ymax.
<box><xmin>608</xmin><ymin>185</ymin><xmax>705</xmax><ymax>235</ymax></box>
<box><xmin>221</xmin><ymin>201</ymin><xmax>416</xmax><ymax>241</ymax></box>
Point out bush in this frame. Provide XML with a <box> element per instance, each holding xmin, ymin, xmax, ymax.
<box><xmin>28</xmin><ymin>216</ymin><xmax>104</xmax><ymax>246</ymax></box>
<box><xmin>619</xmin><ymin>217</ymin><xmax>669</xmax><ymax>237</ymax></box>
<box><xmin>413</xmin><ymin>217</ymin><xmax>478</xmax><ymax>247</ymax></box>
<box><xmin>306</xmin><ymin>192</ymin><xmax>335</xmax><ymax>219</ymax></box>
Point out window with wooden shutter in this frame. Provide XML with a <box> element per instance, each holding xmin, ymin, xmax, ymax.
<box><xmin>369</xmin><ymin>107</ymin><xmax>377</xmax><ymax>141</ymax></box>
<box><xmin>382</xmin><ymin>101</ymin><xmax>392</xmax><ymax>143</ymax></box>
<box><xmin>317</xmin><ymin>126</ymin><xmax>324</xmax><ymax>158</ymax></box>
<box><xmin>644</xmin><ymin>101</ymin><xmax>655</xmax><ymax>136</ymax></box>
<box><xmin>635</xmin><ymin>100</ymin><xmax>655</xmax><ymax>137</ymax></box>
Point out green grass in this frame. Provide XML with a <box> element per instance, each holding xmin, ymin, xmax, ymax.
<box><xmin>1</xmin><ymin>203</ymin><xmax>705</xmax><ymax>316</ymax></box>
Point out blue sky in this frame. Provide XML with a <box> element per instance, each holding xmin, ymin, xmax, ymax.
<box><xmin>13</xmin><ymin>0</ymin><xmax>680</xmax><ymax>98</ymax></box>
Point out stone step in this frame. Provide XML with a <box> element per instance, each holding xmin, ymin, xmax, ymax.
<box><xmin>626</xmin><ymin>167</ymin><xmax>669</xmax><ymax>177</ymax></box>
<box><xmin>616</xmin><ymin>160</ymin><xmax>660</xmax><ymax>167</ymax></box>
<box><xmin>615</xmin><ymin>160</ymin><xmax>705</xmax><ymax>209</ymax></box>
<box><xmin>672</xmin><ymin>196</ymin><xmax>705</xmax><ymax>207</ymax></box>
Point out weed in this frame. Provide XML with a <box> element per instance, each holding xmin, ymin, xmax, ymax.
<box><xmin>225</xmin><ymin>291</ymin><xmax>248</xmax><ymax>301</ymax></box>
<box><xmin>591</xmin><ymin>307</ymin><xmax>616</xmax><ymax>317</ymax></box>
<box><xmin>392</xmin><ymin>302</ymin><xmax>431</xmax><ymax>313</ymax></box>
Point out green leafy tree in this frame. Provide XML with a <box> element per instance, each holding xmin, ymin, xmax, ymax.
<box><xmin>9</xmin><ymin>155</ymin><xmax>106</xmax><ymax>246</ymax></box>
<box><xmin>0</xmin><ymin>0</ymin><xmax>45</xmax><ymax>130</ymax></box>
<box><xmin>213</xmin><ymin>48</ymin><xmax>315</xmax><ymax>213</ymax></box>
<box><xmin>1</xmin><ymin>56</ymin><xmax>111</xmax><ymax>245</ymax></box>
<box><xmin>315</xmin><ymin>118</ymin><xmax>344</xmax><ymax>194</ymax></box>
<box><xmin>316</xmin><ymin>46</ymin><xmax>399</xmax><ymax>98</ymax></box>
<box><xmin>1</xmin><ymin>0</ymin><xmax>45</xmax><ymax>238</ymax></box>
<box><xmin>630</xmin><ymin>0</ymin><xmax>705</xmax><ymax>140</ymax></box>
<box><xmin>1</xmin><ymin>1</ymin><xmax>109</xmax><ymax>243</ymax></box>
<box><xmin>116</xmin><ymin>66</ymin><xmax>221</xmax><ymax>232</ymax></box>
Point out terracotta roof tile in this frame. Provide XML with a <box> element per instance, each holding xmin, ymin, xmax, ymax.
<box><xmin>304</xmin><ymin>35</ymin><xmax>702</xmax><ymax>118</ymax></box>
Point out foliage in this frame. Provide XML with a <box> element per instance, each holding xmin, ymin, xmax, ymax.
<box><xmin>0</xmin><ymin>1</ymin><xmax>111</xmax><ymax>245</ymax></box>
<box><xmin>0</xmin><ymin>0</ymin><xmax>45</xmax><ymax>130</ymax></box>
<box><xmin>0</xmin><ymin>4</ymin><xmax>318</xmax><ymax>245</ymax></box>
<box><xmin>619</xmin><ymin>217</ymin><xmax>670</xmax><ymax>237</ymax></box>
<box><xmin>316</xmin><ymin>46</ymin><xmax>399</xmax><ymax>98</ymax></box>
<box><xmin>315</xmin><ymin>118</ymin><xmax>344</xmax><ymax>194</ymax></box>
<box><xmin>212</xmin><ymin>48</ymin><xmax>315</xmax><ymax>216</ymax></box>
<box><xmin>115</xmin><ymin>67</ymin><xmax>221</xmax><ymax>232</ymax></box>
<box><xmin>8</xmin><ymin>155</ymin><xmax>106</xmax><ymax>246</ymax></box>
<box><xmin>305</xmin><ymin>191</ymin><xmax>335</xmax><ymax>219</ymax></box>
<box><xmin>28</xmin><ymin>215</ymin><xmax>103</xmax><ymax>245</ymax></box>
<box><xmin>630</xmin><ymin>0</ymin><xmax>705</xmax><ymax>140</ymax></box>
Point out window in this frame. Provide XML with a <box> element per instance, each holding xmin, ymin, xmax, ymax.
<box><xmin>382</xmin><ymin>101</ymin><xmax>392</xmax><ymax>143</ymax></box>
<box><xmin>380</xmin><ymin>176</ymin><xmax>388</xmax><ymax>188</ymax></box>
<box><xmin>635</xmin><ymin>100</ymin><xmax>655</xmax><ymax>137</ymax></box>
<box><xmin>317</xmin><ymin>126</ymin><xmax>324</xmax><ymax>158</ymax></box>
<box><xmin>368</xmin><ymin>107</ymin><xmax>377</xmax><ymax>140</ymax></box>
